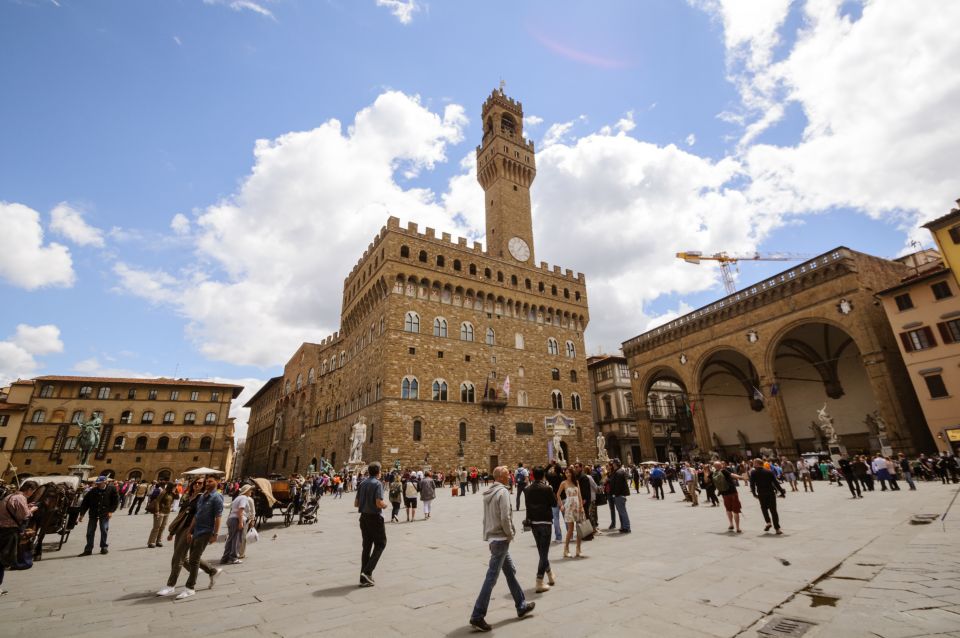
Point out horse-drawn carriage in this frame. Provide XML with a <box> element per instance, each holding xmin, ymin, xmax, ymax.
<box><xmin>4</xmin><ymin>476</ymin><xmax>81</xmax><ymax>561</ymax></box>
<box><xmin>249</xmin><ymin>477</ymin><xmax>297</xmax><ymax>528</ymax></box>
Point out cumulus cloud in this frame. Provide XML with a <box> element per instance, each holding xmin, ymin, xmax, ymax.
<box><xmin>523</xmin><ymin>115</ymin><xmax>544</xmax><ymax>127</ymax></box>
<box><xmin>0</xmin><ymin>202</ymin><xmax>75</xmax><ymax>290</ymax></box>
<box><xmin>685</xmin><ymin>133</ymin><xmax>696</xmax><ymax>146</ymax></box>
<box><xmin>0</xmin><ymin>324</ymin><xmax>63</xmax><ymax>385</ymax></box>
<box><xmin>50</xmin><ymin>202</ymin><xmax>105</xmax><ymax>247</ymax></box>
<box><xmin>542</xmin><ymin>121</ymin><xmax>577</xmax><ymax>148</ymax></box>
<box><xmin>376</xmin><ymin>0</ymin><xmax>419</xmax><ymax>25</ymax></box>
<box><xmin>170</xmin><ymin>213</ymin><xmax>191</xmax><ymax>235</ymax></box>
<box><xmin>115</xmin><ymin>91</ymin><xmax>470</xmax><ymax>367</ymax></box>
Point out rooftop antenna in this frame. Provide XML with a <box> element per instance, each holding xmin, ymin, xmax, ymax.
<box><xmin>173</xmin><ymin>362</ymin><xmax>180</xmax><ymax>379</ymax></box>
<box><xmin>499</xmin><ymin>78</ymin><xmax>506</xmax><ymax>93</ymax></box>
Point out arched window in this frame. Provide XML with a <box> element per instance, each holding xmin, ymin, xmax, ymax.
<box><xmin>71</xmin><ymin>410</ymin><xmax>84</xmax><ymax>423</ymax></box>
<box><xmin>489</xmin><ymin>426</ymin><xmax>496</xmax><ymax>442</ymax></box>
<box><xmin>453</xmin><ymin>259</ymin><xmax>461</xmax><ymax>271</ymax></box>
<box><xmin>602</xmin><ymin>395</ymin><xmax>613</xmax><ymax>419</ymax></box>
<box><xmin>571</xmin><ymin>393</ymin><xmax>582</xmax><ymax>411</ymax></box>
<box><xmin>460</xmin><ymin>382</ymin><xmax>475</xmax><ymax>403</ymax></box>
<box><xmin>404</xmin><ymin>311</ymin><xmax>420</xmax><ymax>333</ymax></box>
<box><xmin>401</xmin><ymin>377</ymin><xmax>419</xmax><ymax>400</ymax></box>
<box><xmin>315</xmin><ymin>410</ymin><xmax>321</xmax><ymax>425</ymax></box>
<box><xmin>98</xmin><ymin>386</ymin><xmax>111</xmax><ymax>399</ymax></box>
<box><xmin>418</xmin><ymin>250</ymin><xmax>428</xmax><ymax>263</ymax></box>
<box><xmin>340</xmin><ymin>352</ymin><xmax>346</xmax><ymax>366</ymax></box>
<box><xmin>64</xmin><ymin>436</ymin><xmax>77</xmax><ymax>450</ymax></box>
<box><xmin>518</xmin><ymin>365</ymin><xmax>525</xmax><ymax>378</ymax></box>
<box><xmin>23</xmin><ymin>436</ymin><xmax>37</xmax><ymax>450</ymax></box>
<box><xmin>564</xmin><ymin>288</ymin><xmax>570</xmax><ymax>299</ymax></box>
<box><xmin>565</xmin><ymin>341</ymin><xmax>576</xmax><ymax>358</ymax></box>
<box><xmin>459</xmin><ymin>421</ymin><xmax>467</xmax><ymax>441</ymax></box>
<box><xmin>517</xmin><ymin>390</ymin><xmax>529</xmax><ymax>407</ymax></box>
<box><xmin>127</xmin><ymin>469</ymin><xmax>143</xmax><ymax>480</ymax></box>
<box><xmin>141</xmin><ymin>411</ymin><xmax>154</xmax><ymax>424</ymax></box>
<box><xmin>31</xmin><ymin>410</ymin><xmax>45</xmax><ymax>423</ymax></box>
<box><xmin>486</xmin><ymin>328</ymin><xmax>495</xmax><ymax>345</ymax></box>
<box><xmin>78</xmin><ymin>385</ymin><xmax>93</xmax><ymax>398</ymax></box>
<box><xmin>412</xmin><ymin>419</ymin><xmax>422</xmax><ymax>441</ymax></box>
<box><xmin>200</xmin><ymin>436</ymin><xmax>212</xmax><ymax>450</ymax></box>
<box><xmin>625</xmin><ymin>392</ymin><xmax>635</xmax><ymax>416</ymax></box>
<box><xmin>157</xmin><ymin>436</ymin><xmax>169</xmax><ymax>450</ymax></box>
<box><xmin>551</xmin><ymin>390</ymin><xmax>563</xmax><ymax>410</ymax></box>
<box><xmin>484</xmin><ymin>267</ymin><xmax>492</xmax><ymax>279</ymax></box>
<box><xmin>551</xmin><ymin>368</ymin><xmax>560</xmax><ymax>381</ymax></box>
<box><xmin>296</xmin><ymin>374</ymin><xmax>303</xmax><ymax>391</ymax></box>
<box><xmin>112</xmin><ymin>435</ymin><xmax>125</xmax><ymax>450</ymax></box>
<box><xmin>321</xmin><ymin>360</ymin><xmax>328</xmax><ymax>374</ymax></box>
<box><xmin>497</xmin><ymin>271</ymin><xmax>504</xmax><ymax>282</ymax></box>
<box><xmin>119</xmin><ymin>410</ymin><xmax>133</xmax><ymax>424</ymax></box>
<box><xmin>511</xmin><ymin>275</ymin><xmax>518</xmax><ymax>286</ymax></box>
<box><xmin>436</xmin><ymin>255</ymin><xmax>445</xmax><ymax>267</ymax></box>
<box><xmin>525</xmin><ymin>278</ymin><xmax>531</xmax><ymax>290</ymax></box>
<box><xmin>551</xmin><ymin>285</ymin><xmax>557</xmax><ymax>296</ymax></box>
<box><xmin>284</xmin><ymin>380</ymin><xmax>291</xmax><ymax>394</ymax></box>
<box><xmin>432</xmin><ymin>380</ymin><xmax>448</xmax><ymax>401</ymax></box>
<box><xmin>178</xmin><ymin>436</ymin><xmax>190</xmax><ymax>450</ymax></box>
<box><xmin>469</xmin><ymin>264</ymin><xmax>477</xmax><ymax>275</ymax></box>
<box><xmin>40</xmin><ymin>384</ymin><xmax>55</xmax><ymax>398</ymax></box>
<box><xmin>433</xmin><ymin>317</ymin><xmax>447</xmax><ymax>337</ymax></box>
<box><xmin>460</xmin><ymin>322</ymin><xmax>474</xmax><ymax>342</ymax></box>
<box><xmin>665</xmin><ymin>395</ymin><xmax>677</xmax><ymax>417</ymax></box>
<box><xmin>184</xmin><ymin>412</ymin><xmax>196</xmax><ymax>424</ymax></box>
<box><xmin>135</xmin><ymin>436</ymin><xmax>147</xmax><ymax>450</ymax></box>
<box><xmin>547</xmin><ymin>338</ymin><xmax>559</xmax><ymax>355</ymax></box>
<box><xmin>308</xmin><ymin>368</ymin><xmax>315</xmax><ymax>384</ymax></box>
<box><xmin>515</xmin><ymin>333</ymin><xmax>524</xmax><ymax>349</ymax></box>
<box><xmin>570</xmin><ymin>370</ymin><xmax>578</xmax><ymax>382</ymax></box>
<box><xmin>400</xmin><ymin>245</ymin><xmax>410</xmax><ymax>258</ymax></box>
<box><xmin>205</xmin><ymin>412</ymin><xmax>217</xmax><ymax>424</ymax></box>
<box><xmin>162</xmin><ymin>411</ymin><xmax>174</xmax><ymax>424</ymax></box>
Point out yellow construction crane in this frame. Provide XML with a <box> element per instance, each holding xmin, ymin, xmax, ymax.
<box><xmin>676</xmin><ymin>251</ymin><xmax>811</xmax><ymax>294</ymax></box>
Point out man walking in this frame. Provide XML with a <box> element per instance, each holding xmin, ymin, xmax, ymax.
<box><xmin>682</xmin><ymin>462</ymin><xmax>699</xmax><ymax>506</ymax></box>
<box><xmin>177</xmin><ymin>475</ymin><xmax>223</xmax><ymax>600</ymax></box>
<box><xmin>839</xmin><ymin>457</ymin><xmax>862</xmax><ymax>499</ymax></box>
<box><xmin>355</xmin><ymin>463</ymin><xmax>387</xmax><ymax>587</ymax></box>
<box><xmin>0</xmin><ymin>480</ymin><xmax>38</xmax><ymax>596</ymax></box>
<box><xmin>524</xmin><ymin>466</ymin><xmax>557</xmax><ymax>593</ymax></box>
<box><xmin>546</xmin><ymin>461</ymin><xmax>563</xmax><ymax>542</ymax></box>
<box><xmin>514</xmin><ymin>463</ymin><xmax>528</xmax><ymax>511</ymax></box>
<box><xmin>712</xmin><ymin>461</ymin><xmax>745</xmax><ymax>533</ymax></box>
<box><xmin>898</xmin><ymin>453</ymin><xmax>917</xmax><ymax>490</ymax></box>
<box><xmin>610</xmin><ymin>458</ymin><xmax>632</xmax><ymax>533</ymax></box>
<box><xmin>78</xmin><ymin>475</ymin><xmax>119</xmax><ymax>556</ymax></box>
<box><xmin>469</xmin><ymin>466</ymin><xmax>535</xmax><ymax>632</ymax></box>
<box><xmin>128</xmin><ymin>480</ymin><xmax>148</xmax><ymax>515</ymax></box>
<box><xmin>459</xmin><ymin>467</ymin><xmax>469</xmax><ymax>497</ymax></box>
<box><xmin>749</xmin><ymin>459</ymin><xmax>786</xmax><ymax>534</ymax></box>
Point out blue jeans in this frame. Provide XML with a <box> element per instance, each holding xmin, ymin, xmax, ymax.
<box><xmin>614</xmin><ymin>496</ymin><xmax>630</xmax><ymax>532</ymax></box>
<box><xmin>85</xmin><ymin>516</ymin><xmax>109</xmax><ymax>552</ymax></box>
<box><xmin>470</xmin><ymin>540</ymin><xmax>526</xmax><ymax>621</ymax></box>
<box><xmin>551</xmin><ymin>506</ymin><xmax>562</xmax><ymax>541</ymax></box>
<box><xmin>903</xmin><ymin>471</ymin><xmax>916</xmax><ymax>490</ymax></box>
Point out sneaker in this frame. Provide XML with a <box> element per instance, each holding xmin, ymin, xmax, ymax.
<box><xmin>175</xmin><ymin>588</ymin><xmax>196</xmax><ymax>600</ymax></box>
<box><xmin>100</xmin><ymin>549</ymin><xmax>109</xmax><ymax>555</ymax></box>
<box><xmin>360</xmin><ymin>572</ymin><xmax>375</xmax><ymax>585</ymax></box>
<box><xmin>156</xmin><ymin>586</ymin><xmax>176</xmax><ymax>597</ymax></box>
<box><xmin>518</xmin><ymin>602</ymin><xmax>536</xmax><ymax>618</ymax></box>
<box><xmin>156</xmin><ymin>543</ymin><xmax>163</xmax><ymax>548</ymax></box>
<box><xmin>469</xmin><ymin>618</ymin><xmax>492</xmax><ymax>632</ymax></box>
<box><xmin>358</xmin><ymin>580</ymin><xmax>374</xmax><ymax>588</ymax></box>
<box><xmin>229</xmin><ymin>559</ymin><xmax>243</xmax><ymax>565</ymax></box>
<box><xmin>764</xmin><ymin>524</ymin><xmax>772</xmax><ymax>532</ymax></box>
<box><xmin>209</xmin><ymin>568</ymin><xmax>223</xmax><ymax>590</ymax></box>
<box><xmin>148</xmin><ymin>544</ymin><xmax>155</xmax><ymax>548</ymax></box>
<box><xmin>78</xmin><ymin>551</ymin><xmax>92</xmax><ymax>556</ymax></box>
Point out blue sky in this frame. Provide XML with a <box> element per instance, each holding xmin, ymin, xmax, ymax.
<box><xmin>2</xmin><ymin>0</ymin><xmax>958</xmax><ymax>437</ymax></box>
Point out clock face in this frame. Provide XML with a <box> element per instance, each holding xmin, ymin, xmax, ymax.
<box><xmin>508</xmin><ymin>236</ymin><xmax>530</xmax><ymax>261</ymax></box>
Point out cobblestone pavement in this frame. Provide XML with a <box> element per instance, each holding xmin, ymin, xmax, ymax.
<box><xmin>1</xmin><ymin>480</ymin><xmax>958</xmax><ymax>638</ymax></box>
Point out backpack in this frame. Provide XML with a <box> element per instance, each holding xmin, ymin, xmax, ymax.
<box><xmin>389</xmin><ymin>483</ymin><xmax>402</xmax><ymax>500</ymax></box>
<box><xmin>712</xmin><ymin>470</ymin><xmax>730</xmax><ymax>493</ymax></box>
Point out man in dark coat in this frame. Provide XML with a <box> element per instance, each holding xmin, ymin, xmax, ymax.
<box><xmin>78</xmin><ymin>476</ymin><xmax>120</xmax><ymax>555</ymax></box>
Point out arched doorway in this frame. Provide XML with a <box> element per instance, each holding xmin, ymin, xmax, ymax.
<box><xmin>698</xmin><ymin>349</ymin><xmax>767</xmax><ymax>458</ymax></box>
<box><xmin>773</xmin><ymin>322</ymin><xmax>875</xmax><ymax>453</ymax></box>
<box><xmin>642</xmin><ymin>368</ymin><xmax>693</xmax><ymax>461</ymax></box>
<box><xmin>127</xmin><ymin>469</ymin><xmax>143</xmax><ymax>480</ymax></box>
<box><xmin>157</xmin><ymin>468</ymin><xmax>172</xmax><ymax>482</ymax></box>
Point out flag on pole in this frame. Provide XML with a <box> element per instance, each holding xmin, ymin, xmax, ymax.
<box><xmin>502</xmin><ymin>375</ymin><xmax>511</xmax><ymax>398</ymax></box>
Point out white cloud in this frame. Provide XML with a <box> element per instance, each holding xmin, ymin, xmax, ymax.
<box><xmin>0</xmin><ymin>324</ymin><xmax>63</xmax><ymax>385</ymax></box>
<box><xmin>523</xmin><ymin>115</ymin><xmax>544</xmax><ymax>127</ymax></box>
<box><xmin>376</xmin><ymin>0</ymin><xmax>419</xmax><ymax>25</ymax></box>
<box><xmin>203</xmin><ymin>0</ymin><xmax>275</xmax><ymax>20</ymax></box>
<box><xmin>0</xmin><ymin>202</ymin><xmax>75</xmax><ymax>290</ymax></box>
<box><xmin>173</xmin><ymin>35</ymin><xmax>182</xmax><ymax>46</ymax></box>
<box><xmin>685</xmin><ymin>133</ymin><xmax>696</xmax><ymax>146</ymax></box>
<box><xmin>170</xmin><ymin>213</ymin><xmax>191</xmax><ymax>235</ymax></box>
<box><xmin>50</xmin><ymin>202</ymin><xmax>105</xmax><ymax>247</ymax></box>
<box><xmin>115</xmin><ymin>91</ymin><xmax>470</xmax><ymax>367</ymax></box>
<box><xmin>542</xmin><ymin>121</ymin><xmax>576</xmax><ymax>148</ymax></box>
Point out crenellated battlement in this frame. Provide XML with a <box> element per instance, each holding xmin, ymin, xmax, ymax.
<box><xmin>482</xmin><ymin>88</ymin><xmax>523</xmax><ymax>116</ymax></box>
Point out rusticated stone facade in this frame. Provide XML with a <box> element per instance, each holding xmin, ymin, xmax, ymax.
<box><xmin>245</xmin><ymin>88</ymin><xmax>594</xmax><ymax>476</ymax></box>
<box><xmin>6</xmin><ymin>376</ymin><xmax>242</xmax><ymax>481</ymax></box>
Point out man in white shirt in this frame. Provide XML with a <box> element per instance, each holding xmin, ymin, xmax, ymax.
<box><xmin>682</xmin><ymin>463</ymin><xmax>699</xmax><ymax>506</ymax></box>
<box><xmin>220</xmin><ymin>484</ymin><xmax>250</xmax><ymax>564</ymax></box>
<box><xmin>871</xmin><ymin>454</ymin><xmax>892</xmax><ymax>491</ymax></box>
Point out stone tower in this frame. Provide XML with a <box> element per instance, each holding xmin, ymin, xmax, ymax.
<box><xmin>476</xmin><ymin>87</ymin><xmax>537</xmax><ymax>265</ymax></box>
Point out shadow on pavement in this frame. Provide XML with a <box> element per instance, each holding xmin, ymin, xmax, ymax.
<box><xmin>445</xmin><ymin>615</ymin><xmax>534</xmax><ymax>637</ymax></box>
<box><xmin>314</xmin><ymin>584</ymin><xmax>362</xmax><ymax>597</ymax></box>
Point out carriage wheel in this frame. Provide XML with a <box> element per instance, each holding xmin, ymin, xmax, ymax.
<box><xmin>283</xmin><ymin>507</ymin><xmax>294</xmax><ymax>527</ymax></box>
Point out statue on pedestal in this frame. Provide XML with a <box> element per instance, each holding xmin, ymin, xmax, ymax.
<box><xmin>816</xmin><ymin>404</ymin><xmax>839</xmax><ymax>445</ymax></box>
<box><xmin>596</xmin><ymin>432</ymin><xmax>609</xmax><ymax>463</ymax></box>
<box><xmin>349</xmin><ymin>417</ymin><xmax>367</xmax><ymax>464</ymax></box>
<box><xmin>75</xmin><ymin>414</ymin><xmax>103</xmax><ymax>466</ymax></box>
<box><xmin>553</xmin><ymin>431</ymin><xmax>565</xmax><ymax>465</ymax></box>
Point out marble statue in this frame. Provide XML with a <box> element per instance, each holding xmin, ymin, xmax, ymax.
<box><xmin>349</xmin><ymin>417</ymin><xmax>367</xmax><ymax>464</ymax></box>
<box><xmin>872</xmin><ymin>410</ymin><xmax>888</xmax><ymax>436</ymax></box>
<box><xmin>75</xmin><ymin>413</ymin><xmax>103</xmax><ymax>466</ymax></box>
<box><xmin>596</xmin><ymin>432</ymin><xmax>609</xmax><ymax>463</ymax></box>
<box><xmin>553</xmin><ymin>431</ymin><xmax>565</xmax><ymax>465</ymax></box>
<box><xmin>817</xmin><ymin>403</ymin><xmax>839</xmax><ymax>445</ymax></box>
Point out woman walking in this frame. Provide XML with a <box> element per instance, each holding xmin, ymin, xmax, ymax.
<box><xmin>156</xmin><ymin>478</ymin><xmax>221</xmax><ymax>597</ymax></box>
<box><xmin>420</xmin><ymin>471</ymin><xmax>436</xmax><ymax>520</ymax></box>
<box><xmin>220</xmin><ymin>484</ymin><xmax>251</xmax><ymax>564</ymax></box>
<box><xmin>147</xmin><ymin>482</ymin><xmax>173</xmax><ymax>548</ymax></box>
<box><xmin>403</xmin><ymin>475</ymin><xmax>419</xmax><ymax>522</ymax></box>
<box><xmin>703</xmin><ymin>465</ymin><xmax>720</xmax><ymax>507</ymax></box>
<box><xmin>556</xmin><ymin>467</ymin><xmax>585</xmax><ymax>558</ymax></box>
<box><xmin>388</xmin><ymin>475</ymin><xmax>402</xmax><ymax>522</ymax></box>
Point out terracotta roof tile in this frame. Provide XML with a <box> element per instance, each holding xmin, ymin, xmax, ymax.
<box><xmin>32</xmin><ymin>376</ymin><xmax>244</xmax><ymax>398</ymax></box>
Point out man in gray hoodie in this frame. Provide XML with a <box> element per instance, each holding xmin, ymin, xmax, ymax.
<box><xmin>469</xmin><ymin>466</ymin><xmax>535</xmax><ymax>632</ymax></box>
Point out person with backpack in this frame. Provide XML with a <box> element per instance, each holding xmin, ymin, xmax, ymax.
<box><xmin>388</xmin><ymin>475</ymin><xmax>402</xmax><ymax>522</ymax></box>
<box><xmin>711</xmin><ymin>461</ymin><xmax>747</xmax><ymax>533</ymax></box>
<box><xmin>403</xmin><ymin>474</ymin><xmax>419</xmax><ymax>522</ymax></box>
<box><xmin>514</xmin><ymin>463</ymin><xmax>529</xmax><ymax>511</ymax></box>
<box><xmin>0</xmin><ymin>480</ymin><xmax>38</xmax><ymax>596</ymax></box>
<box><xmin>749</xmin><ymin>459</ymin><xmax>786</xmax><ymax>534</ymax></box>
<box><xmin>649</xmin><ymin>465</ymin><xmax>666</xmax><ymax>500</ymax></box>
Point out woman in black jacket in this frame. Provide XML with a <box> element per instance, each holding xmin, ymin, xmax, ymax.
<box><xmin>524</xmin><ymin>466</ymin><xmax>557</xmax><ymax>593</ymax></box>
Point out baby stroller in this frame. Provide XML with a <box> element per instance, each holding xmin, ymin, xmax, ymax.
<box><xmin>298</xmin><ymin>498</ymin><xmax>319</xmax><ymax>525</ymax></box>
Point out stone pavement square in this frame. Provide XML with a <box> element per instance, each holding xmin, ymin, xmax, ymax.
<box><xmin>1</xmin><ymin>480</ymin><xmax>958</xmax><ymax>638</ymax></box>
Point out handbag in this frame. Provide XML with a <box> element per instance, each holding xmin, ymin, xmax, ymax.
<box><xmin>246</xmin><ymin>527</ymin><xmax>259</xmax><ymax>544</ymax></box>
<box><xmin>576</xmin><ymin>518</ymin><xmax>595</xmax><ymax>539</ymax></box>
<box><xmin>145</xmin><ymin>498</ymin><xmax>159</xmax><ymax>514</ymax></box>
